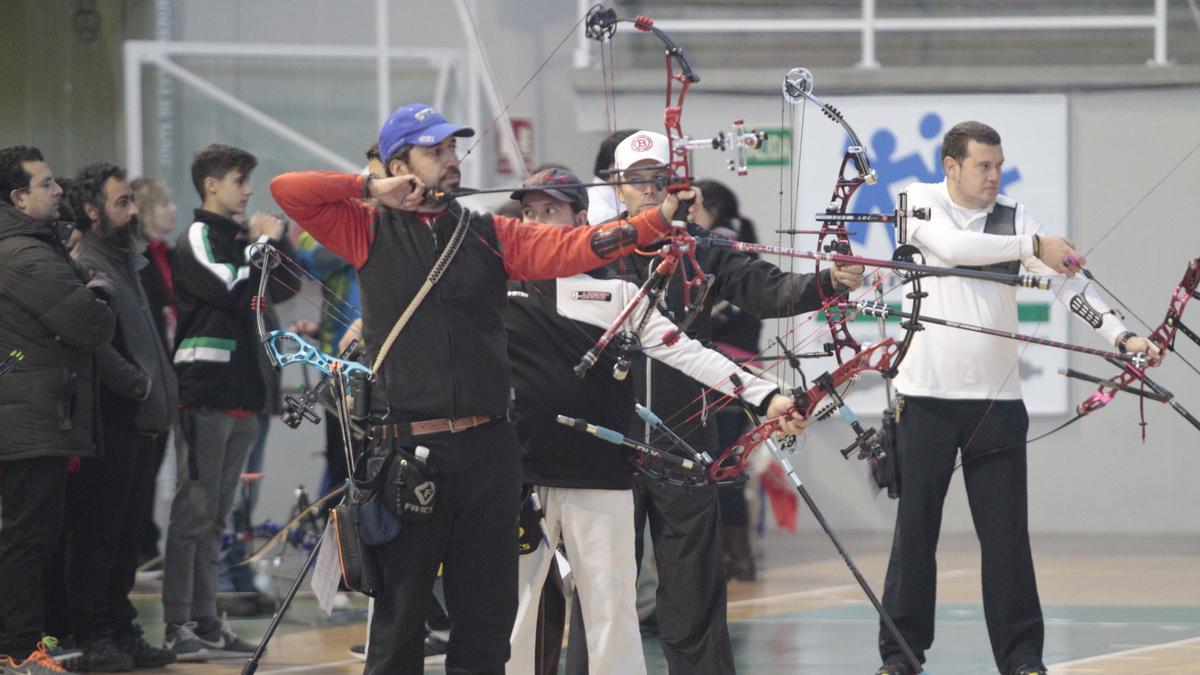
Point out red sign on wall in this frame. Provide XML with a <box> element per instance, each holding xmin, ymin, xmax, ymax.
<box><xmin>496</xmin><ymin>117</ymin><xmax>534</xmax><ymax>175</ymax></box>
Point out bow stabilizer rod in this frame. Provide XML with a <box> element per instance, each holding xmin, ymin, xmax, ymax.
<box><xmin>702</xmin><ymin>237</ymin><xmax>1056</xmax><ymax>290</ymax></box>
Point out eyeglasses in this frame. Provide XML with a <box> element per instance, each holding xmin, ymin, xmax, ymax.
<box><xmin>18</xmin><ymin>177</ymin><xmax>58</xmax><ymax>193</ymax></box>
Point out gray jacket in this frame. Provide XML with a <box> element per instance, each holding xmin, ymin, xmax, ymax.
<box><xmin>73</xmin><ymin>230</ymin><xmax>179</xmax><ymax>435</ymax></box>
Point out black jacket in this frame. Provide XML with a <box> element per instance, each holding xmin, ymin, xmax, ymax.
<box><xmin>609</xmin><ymin>220</ymin><xmax>834</xmax><ymax>452</ymax></box>
<box><xmin>505</xmin><ymin>277</ymin><xmax>635</xmax><ymax>489</ymax></box>
<box><xmin>172</xmin><ymin>209</ymin><xmax>296</xmax><ymax>410</ymax></box>
<box><xmin>0</xmin><ymin>203</ymin><xmax>115</xmax><ymax>460</ymax></box>
<box><xmin>73</xmin><ymin>231</ymin><xmax>179</xmax><ymax>435</ymax></box>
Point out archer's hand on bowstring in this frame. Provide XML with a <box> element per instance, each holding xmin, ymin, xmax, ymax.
<box><xmin>369</xmin><ymin>174</ymin><xmax>426</xmax><ymax>211</ymax></box>
<box><xmin>831</xmin><ymin>262</ymin><xmax>866</xmax><ymax>292</ymax></box>
<box><xmin>658</xmin><ymin>185</ymin><xmax>704</xmax><ymax>227</ymax></box>
<box><xmin>766</xmin><ymin>393</ymin><xmax>810</xmax><ymax>437</ymax></box>
<box><xmin>1038</xmin><ymin>235</ymin><xmax>1086</xmax><ymax>277</ymax></box>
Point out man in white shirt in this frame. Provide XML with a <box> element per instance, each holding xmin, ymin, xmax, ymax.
<box><xmin>875</xmin><ymin>121</ymin><xmax>1155</xmax><ymax>675</ymax></box>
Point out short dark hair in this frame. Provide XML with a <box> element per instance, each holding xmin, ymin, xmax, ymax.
<box><xmin>941</xmin><ymin>121</ymin><xmax>1002</xmax><ymax>164</ymax></box>
<box><xmin>593</xmin><ymin>129</ymin><xmax>638</xmax><ymax>178</ymax></box>
<box><xmin>70</xmin><ymin>162</ymin><xmax>126</xmax><ymax>230</ymax></box>
<box><xmin>383</xmin><ymin>145</ymin><xmax>413</xmax><ymax>177</ymax></box>
<box><xmin>190</xmin><ymin>144</ymin><xmax>257</xmax><ymax>201</ymax></box>
<box><xmin>0</xmin><ymin>145</ymin><xmax>46</xmax><ymax>205</ymax></box>
<box><xmin>365</xmin><ymin>142</ymin><xmax>381</xmax><ymax>162</ymax></box>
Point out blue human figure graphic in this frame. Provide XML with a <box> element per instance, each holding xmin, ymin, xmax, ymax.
<box><xmin>847</xmin><ymin>112</ymin><xmax>1021</xmax><ymax>248</ymax></box>
<box><xmin>846</xmin><ymin>129</ymin><xmax>929</xmax><ymax>247</ymax></box>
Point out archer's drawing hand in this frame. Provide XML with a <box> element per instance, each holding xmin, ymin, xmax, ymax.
<box><xmin>1039</xmin><ymin>235</ymin><xmax>1084</xmax><ymax>277</ymax></box>
<box><xmin>371</xmin><ymin>175</ymin><xmax>426</xmax><ymax>210</ymax></box>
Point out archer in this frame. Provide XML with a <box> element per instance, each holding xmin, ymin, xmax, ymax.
<box><xmin>874</xmin><ymin>121</ymin><xmax>1156</xmax><ymax>675</ymax></box>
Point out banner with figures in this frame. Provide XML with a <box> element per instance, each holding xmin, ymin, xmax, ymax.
<box><xmin>769</xmin><ymin>95</ymin><xmax>1070</xmax><ymax>415</ymax></box>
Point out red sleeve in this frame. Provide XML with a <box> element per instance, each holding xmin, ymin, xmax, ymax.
<box><xmin>269</xmin><ymin>171</ymin><xmax>377</xmax><ymax>269</ymax></box>
<box><xmin>492</xmin><ymin>208</ymin><xmax>670</xmax><ymax>281</ymax></box>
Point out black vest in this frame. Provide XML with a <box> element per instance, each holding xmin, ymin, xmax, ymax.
<box><xmin>357</xmin><ymin>205</ymin><xmax>509</xmax><ymax>419</ymax></box>
<box><xmin>956</xmin><ymin>202</ymin><xmax>1020</xmax><ymax>275</ymax></box>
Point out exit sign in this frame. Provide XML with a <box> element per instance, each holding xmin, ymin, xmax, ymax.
<box><xmin>747</xmin><ymin>127</ymin><xmax>791</xmax><ymax>167</ymax></box>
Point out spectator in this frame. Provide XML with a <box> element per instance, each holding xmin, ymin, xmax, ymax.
<box><xmin>0</xmin><ymin>145</ymin><xmax>115</xmax><ymax>674</ymax></box>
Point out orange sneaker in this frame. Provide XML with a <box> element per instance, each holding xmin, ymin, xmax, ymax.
<box><xmin>1</xmin><ymin>638</ymin><xmax>80</xmax><ymax>674</ymax></box>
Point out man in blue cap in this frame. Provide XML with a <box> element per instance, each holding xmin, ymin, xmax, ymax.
<box><xmin>271</xmin><ymin>104</ymin><xmax>732</xmax><ymax>675</ymax></box>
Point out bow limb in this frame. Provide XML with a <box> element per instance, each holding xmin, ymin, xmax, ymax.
<box><xmin>782</xmin><ymin>67</ymin><xmax>881</xmax><ymax>365</ymax></box>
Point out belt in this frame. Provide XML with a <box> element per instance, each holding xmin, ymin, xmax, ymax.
<box><xmin>372</xmin><ymin>414</ymin><xmax>498</xmax><ymax>440</ymax></box>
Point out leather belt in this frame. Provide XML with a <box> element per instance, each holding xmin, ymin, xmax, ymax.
<box><xmin>373</xmin><ymin>414</ymin><xmax>498</xmax><ymax>440</ymax></box>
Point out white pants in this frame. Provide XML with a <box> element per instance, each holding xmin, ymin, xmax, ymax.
<box><xmin>506</xmin><ymin>486</ymin><xmax>645</xmax><ymax>675</ymax></box>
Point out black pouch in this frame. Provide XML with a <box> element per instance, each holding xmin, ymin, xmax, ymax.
<box><xmin>349</xmin><ymin>444</ymin><xmax>402</xmax><ymax>546</ymax></box>
<box><xmin>331</xmin><ymin>502</ymin><xmax>383</xmax><ymax>597</ymax></box>
<box><xmin>383</xmin><ymin>445</ymin><xmax>439</xmax><ymax>523</ymax></box>
<box><xmin>874</xmin><ymin>405</ymin><xmax>902</xmax><ymax>499</ymax></box>
<box><xmin>517</xmin><ymin>486</ymin><xmax>545</xmax><ymax>555</ymax></box>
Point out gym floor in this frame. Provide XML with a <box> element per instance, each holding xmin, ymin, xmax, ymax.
<box><xmin>125</xmin><ymin>531</ymin><xmax>1200</xmax><ymax>674</ymax></box>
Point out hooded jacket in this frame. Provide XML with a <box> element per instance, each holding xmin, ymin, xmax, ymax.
<box><xmin>73</xmin><ymin>230</ymin><xmax>179</xmax><ymax>435</ymax></box>
<box><xmin>0</xmin><ymin>203</ymin><xmax>115</xmax><ymax>459</ymax></box>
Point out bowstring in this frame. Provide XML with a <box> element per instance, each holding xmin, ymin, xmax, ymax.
<box><xmin>268</xmin><ymin>251</ymin><xmax>362</xmax><ymax>332</ymax></box>
<box><xmin>457</xmin><ymin>7</ymin><xmax>589</xmax><ymax>168</ymax></box>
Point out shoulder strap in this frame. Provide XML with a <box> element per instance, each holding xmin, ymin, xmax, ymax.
<box><xmin>371</xmin><ymin>205</ymin><xmax>472</xmax><ymax>373</ymax></box>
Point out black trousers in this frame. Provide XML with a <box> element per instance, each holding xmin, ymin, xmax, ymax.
<box><xmin>365</xmin><ymin>420</ymin><xmax>522</xmax><ymax>675</ymax></box>
<box><xmin>0</xmin><ymin>457</ymin><xmax>69</xmax><ymax>656</ymax></box>
<box><xmin>65</xmin><ymin>425</ymin><xmax>160</xmax><ymax>641</ymax></box>
<box><xmin>878</xmin><ymin>396</ymin><xmax>1044</xmax><ymax>674</ymax></box>
<box><xmin>137</xmin><ymin>430</ymin><xmax>169</xmax><ymax>563</ymax></box>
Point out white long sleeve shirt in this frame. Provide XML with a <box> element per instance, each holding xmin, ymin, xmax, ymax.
<box><xmin>554</xmin><ymin>274</ymin><xmax>779</xmax><ymax>408</ymax></box>
<box><xmin>894</xmin><ymin>180</ymin><xmax>1129</xmax><ymax>400</ymax></box>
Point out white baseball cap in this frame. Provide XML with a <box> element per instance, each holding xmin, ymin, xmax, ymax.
<box><xmin>614</xmin><ymin>131</ymin><xmax>670</xmax><ymax>172</ymax></box>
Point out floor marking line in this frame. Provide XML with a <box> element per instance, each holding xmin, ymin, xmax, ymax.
<box><xmin>727</xmin><ymin>568</ymin><xmax>973</xmax><ymax>609</ymax></box>
<box><xmin>1048</xmin><ymin>634</ymin><xmax>1200</xmax><ymax>668</ymax></box>
<box><xmin>262</xmin><ymin>658</ymin><xmax>361</xmax><ymax>673</ymax></box>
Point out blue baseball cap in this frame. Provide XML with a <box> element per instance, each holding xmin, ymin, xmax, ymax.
<box><xmin>378</xmin><ymin>103</ymin><xmax>475</xmax><ymax>163</ymax></box>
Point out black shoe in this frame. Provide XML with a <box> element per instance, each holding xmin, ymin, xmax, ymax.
<box><xmin>1011</xmin><ymin>666</ymin><xmax>1048</xmax><ymax>675</ymax></box>
<box><xmin>79</xmin><ymin>637</ymin><xmax>136</xmax><ymax>672</ymax></box>
<box><xmin>875</xmin><ymin>663</ymin><xmax>916</xmax><ymax>675</ymax></box>
<box><xmin>348</xmin><ymin>643</ymin><xmax>366</xmax><ymax>661</ymax></box>
<box><xmin>115</xmin><ymin>624</ymin><xmax>177</xmax><ymax>668</ymax></box>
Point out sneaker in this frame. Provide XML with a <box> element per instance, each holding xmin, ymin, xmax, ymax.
<box><xmin>0</xmin><ymin>640</ymin><xmax>81</xmax><ymax>673</ymax></box>
<box><xmin>193</xmin><ymin>616</ymin><xmax>257</xmax><ymax>658</ymax></box>
<box><xmin>114</xmin><ymin>624</ymin><xmax>176</xmax><ymax>668</ymax></box>
<box><xmin>348</xmin><ymin>644</ymin><xmax>366</xmax><ymax>661</ymax></box>
<box><xmin>1011</xmin><ymin>666</ymin><xmax>1048</xmax><ymax>675</ymax></box>
<box><xmin>424</xmin><ymin>632</ymin><xmax>447</xmax><ymax>665</ymax></box>
<box><xmin>35</xmin><ymin>637</ymin><xmax>81</xmax><ymax>670</ymax></box>
<box><xmin>162</xmin><ymin>622</ymin><xmax>210</xmax><ymax>662</ymax></box>
<box><xmin>77</xmin><ymin>638</ymin><xmax>134</xmax><ymax>672</ymax></box>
